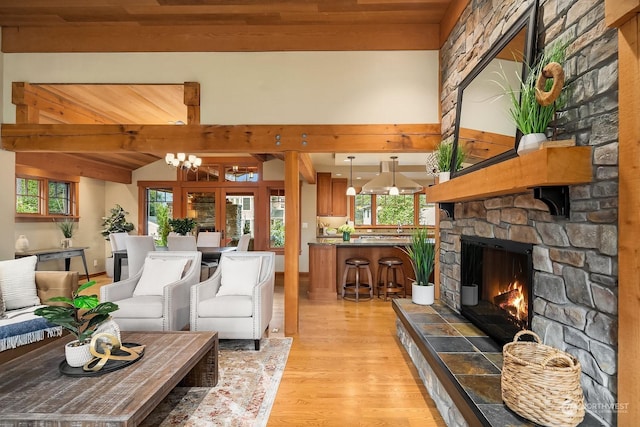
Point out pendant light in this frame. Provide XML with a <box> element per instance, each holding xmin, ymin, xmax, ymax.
<box><xmin>389</xmin><ymin>156</ymin><xmax>400</xmax><ymax>195</ymax></box>
<box><xmin>346</xmin><ymin>156</ymin><xmax>357</xmax><ymax>196</ymax></box>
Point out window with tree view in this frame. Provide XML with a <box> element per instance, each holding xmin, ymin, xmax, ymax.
<box><xmin>269</xmin><ymin>189</ymin><xmax>285</xmax><ymax>248</ymax></box>
<box><xmin>16</xmin><ymin>175</ymin><xmax>78</xmax><ymax>218</ymax></box>
<box><xmin>354</xmin><ymin>194</ymin><xmax>416</xmax><ymax>226</ymax></box>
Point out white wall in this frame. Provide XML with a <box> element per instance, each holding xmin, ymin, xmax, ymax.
<box><xmin>2</xmin><ymin>50</ymin><xmax>440</xmax><ymax>270</ymax></box>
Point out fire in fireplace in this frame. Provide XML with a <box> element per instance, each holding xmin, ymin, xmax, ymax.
<box><xmin>460</xmin><ymin>236</ymin><xmax>533</xmax><ymax>345</ymax></box>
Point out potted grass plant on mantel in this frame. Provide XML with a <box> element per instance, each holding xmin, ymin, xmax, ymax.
<box><xmin>498</xmin><ymin>41</ymin><xmax>568</xmax><ymax>155</ymax></box>
<box><xmin>434</xmin><ymin>138</ymin><xmax>466</xmax><ymax>183</ymax></box>
<box><xmin>400</xmin><ymin>227</ymin><xmax>436</xmax><ymax>305</ymax></box>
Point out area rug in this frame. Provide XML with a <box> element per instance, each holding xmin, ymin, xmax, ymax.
<box><xmin>141</xmin><ymin>337</ymin><xmax>292</xmax><ymax>427</ymax></box>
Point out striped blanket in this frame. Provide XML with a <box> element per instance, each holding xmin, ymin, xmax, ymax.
<box><xmin>0</xmin><ymin>306</ymin><xmax>62</xmax><ymax>352</ymax></box>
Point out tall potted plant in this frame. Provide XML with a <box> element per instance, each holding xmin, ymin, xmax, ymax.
<box><xmin>400</xmin><ymin>227</ymin><xmax>436</xmax><ymax>305</ymax></box>
<box><xmin>101</xmin><ymin>204</ymin><xmax>134</xmax><ymax>239</ymax></box>
<box><xmin>498</xmin><ymin>41</ymin><xmax>568</xmax><ymax>155</ymax></box>
<box><xmin>34</xmin><ymin>281</ymin><xmax>119</xmax><ymax>367</ymax></box>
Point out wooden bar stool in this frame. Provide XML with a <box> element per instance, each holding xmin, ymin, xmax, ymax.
<box><xmin>376</xmin><ymin>257</ymin><xmax>406</xmax><ymax>301</ymax></box>
<box><xmin>341</xmin><ymin>257</ymin><xmax>373</xmax><ymax>302</ymax></box>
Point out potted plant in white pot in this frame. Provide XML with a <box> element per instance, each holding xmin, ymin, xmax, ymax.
<box><xmin>34</xmin><ymin>281</ymin><xmax>119</xmax><ymax>367</ymax></box>
<box><xmin>55</xmin><ymin>218</ymin><xmax>75</xmax><ymax>248</ymax></box>
<box><xmin>434</xmin><ymin>139</ymin><xmax>465</xmax><ymax>183</ymax></box>
<box><xmin>498</xmin><ymin>41</ymin><xmax>568</xmax><ymax>155</ymax></box>
<box><xmin>400</xmin><ymin>227</ymin><xmax>436</xmax><ymax>305</ymax></box>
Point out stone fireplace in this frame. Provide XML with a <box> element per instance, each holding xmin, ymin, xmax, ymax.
<box><xmin>460</xmin><ymin>236</ymin><xmax>533</xmax><ymax>345</ymax></box>
<box><xmin>433</xmin><ymin>0</ymin><xmax>619</xmax><ymax>424</ymax></box>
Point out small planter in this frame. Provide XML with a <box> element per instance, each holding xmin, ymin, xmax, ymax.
<box><xmin>517</xmin><ymin>133</ymin><xmax>547</xmax><ymax>156</ymax></box>
<box><xmin>65</xmin><ymin>339</ymin><xmax>93</xmax><ymax>367</ymax></box>
<box><xmin>438</xmin><ymin>171</ymin><xmax>451</xmax><ymax>183</ymax></box>
<box><xmin>342</xmin><ymin>232</ymin><xmax>351</xmax><ymax>241</ymax></box>
<box><xmin>461</xmin><ymin>284</ymin><xmax>478</xmax><ymax>306</ymax></box>
<box><xmin>412</xmin><ymin>283</ymin><xmax>434</xmax><ymax>305</ymax></box>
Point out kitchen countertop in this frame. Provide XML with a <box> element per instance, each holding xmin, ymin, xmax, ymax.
<box><xmin>310</xmin><ymin>237</ymin><xmax>412</xmax><ymax>246</ymax></box>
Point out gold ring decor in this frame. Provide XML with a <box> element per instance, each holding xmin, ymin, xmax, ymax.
<box><xmin>83</xmin><ymin>333</ymin><xmax>143</xmax><ymax>372</ymax></box>
<box><xmin>535</xmin><ymin>62</ymin><xmax>565</xmax><ymax>107</ymax></box>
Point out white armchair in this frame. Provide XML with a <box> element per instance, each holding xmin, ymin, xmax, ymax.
<box><xmin>190</xmin><ymin>251</ymin><xmax>275</xmax><ymax>350</ymax></box>
<box><xmin>101</xmin><ymin>251</ymin><xmax>202</xmax><ymax>331</ymax></box>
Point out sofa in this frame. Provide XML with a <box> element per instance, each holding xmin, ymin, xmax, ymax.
<box><xmin>0</xmin><ymin>256</ymin><xmax>79</xmax><ymax>364</ymax></box>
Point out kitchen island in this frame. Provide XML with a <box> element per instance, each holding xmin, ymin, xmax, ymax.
<box><xmin>308</xmin><ymin>237</ymin><xmax>414</xmax><ymax>300</ymax></box>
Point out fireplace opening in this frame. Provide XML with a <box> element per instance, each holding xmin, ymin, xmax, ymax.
<box><xmin>460</xmin><ymin>236</ymin><xmax>533</xmax><ymax>345</ymax></box>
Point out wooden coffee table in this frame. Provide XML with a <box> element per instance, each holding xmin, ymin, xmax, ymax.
<box><xmin>0</xmin><ymin>331</ymin><xmax>218</xmax><ymax>426</ymax></box>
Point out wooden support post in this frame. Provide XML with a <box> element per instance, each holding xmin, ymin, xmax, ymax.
<box><xmin>616</xmin><ymin>12</ymin><xmax>640</xmax><ymax>426</ymax></box>
<box><xmin>284</xmin><ymin>151</ymin><xmax>300</xmax><ymax>335</ymax></box>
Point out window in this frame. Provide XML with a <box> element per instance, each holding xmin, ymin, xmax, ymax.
<box><xmin>146</xmin><ymin>188</ymin><xmax>174</xmax><ymax>243</ymax></box>
<box><xmin>16</xmin><ymin>168</ymin><xmax>78</xmax><ymax>220</ymax></box>
<box><xmin>269</xmin><ymin>189</ymin><xmax>285</xmax><ymax>249</ymax></box>
<box><xmin>353</xmin><ymin>194</ymin><xmax>417</xmax><ymax>226</ymax></box>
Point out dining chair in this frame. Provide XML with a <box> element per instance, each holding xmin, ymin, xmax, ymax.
<box><xmin>167</xmin><ymin>235</ymin><xmax>197</xmax><ymax>251</ymax></box>
<box><xmin>125</xmin><ymin>235</ymin><xmax>156</xmax><ymax>278</ymax></box>
<box><xmin>109</xmin><ymin>232</ymin><xmax>130</xmax><ymax>279</ymax></box>
<box><xmin>196</xmin><ymin>231</ymin><xmax>221</xmax><ymax>247</ymax></box>
<box><xmin>237</xmin><ymin>234</ymin><xmax>251</xmax><ymax>251</ymax></box>
<box><xmin>168</xmin><ymin>235</ymin><xmax>215</xmax><ymax>280</ymax></box>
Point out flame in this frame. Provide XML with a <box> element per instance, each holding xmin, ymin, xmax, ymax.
<box><xmin>496</xmin><ymin>280</ymin><xmax>528</xmax><ymax>321</ymax></box>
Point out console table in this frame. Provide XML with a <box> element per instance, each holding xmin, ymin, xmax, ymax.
<box><xmin>0</xmin><ymin>331</ymin><xmax>218</xmax><ymax>426</ymax></box>
<box><xmin>15</xmin><ymin>247</ymin><xmax>90</xmax><ymax>282</ymax></box>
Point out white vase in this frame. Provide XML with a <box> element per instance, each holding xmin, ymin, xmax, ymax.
<box><xmin>517</xmin><ymin>133</ymin><xmax>547</xmax><ymax>155</ymax></box>
<box><xmin>438</xmin><ymin>171</ymin><xmax>451</xmax><ymax>183</ymax></box>
<box><xmin>412</xmin><ymin>283</ymin><xmax>435</xmax><ymax>305</ymax></box>
<box><xmin>61</xmin><ymin>238</ymin><xmax>73</xmax><ymax>248</ymax></box>
<box><xmin>15</xmin><ymin>235</ymin><xmax>29</xmax><ymax>252</ymax></box>
<box><xmin>65</xmin><ymin>340</ymin><xmax>93</xmax><ymax>367</ymax></box>
<box><xmin>461</xmin><ymin>284</ymin><xmax>478</xmax><ymax>306</ymax></box>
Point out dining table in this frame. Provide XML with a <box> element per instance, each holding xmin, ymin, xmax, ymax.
<box><xmin>112</xmin><ymin>246</ymin><xmax>237</xmax><ymax>282</ymax></box>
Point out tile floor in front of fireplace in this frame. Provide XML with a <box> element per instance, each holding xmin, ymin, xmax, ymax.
<box><xmin>394</xmin><ymin>299</ymin><xmax>602</xmax><ymax>426</ymax></box>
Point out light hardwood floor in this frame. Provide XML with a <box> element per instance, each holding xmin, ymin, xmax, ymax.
<box><xmin>91</xmin><ymin>274</ymin><xmax>444</xmax><ymax>426</ymax></box>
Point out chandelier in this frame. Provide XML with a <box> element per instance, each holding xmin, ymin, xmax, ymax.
<box><xmin>165</xmin><ymin>153</ymin><xmax>202</xmax><ymax>171</ymax></box>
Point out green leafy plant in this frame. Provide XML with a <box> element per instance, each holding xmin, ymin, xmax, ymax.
<box><xmin>337</xmin><ymin>223</ymin><xmax>355</xmax><ymax>234</ymax></box>
<box><xmin>497</xmin><ymin>41</ymin><xmax>568</xmax><ymax>135</ymax></box>
<box><xmin>169</xmin><ymin>217</ymin><xmax>197</xmax><ymax>235</ymax></box>
<box><xmin>55</xmin><ymin>218</ymin><xmax>75</xmax><ymax>238</ymax></box>
<box><xmin>101</xmin><ymin>204</ymin><xmax>134</xmax><ymax>240</ymax></box>
<box><xmin>434</xmin><ymin>140</ymin><xmax>465</xmax><ymax>172</ymax></box>
<box><xmin>34</xmin><ymin>281</ymin><xmax>119</xmax><ymax>342</ymax></box>
<box><xmin>399</xmin><ymin>227</ymin><xmax>436</xmax><ymax>286</ymax></box>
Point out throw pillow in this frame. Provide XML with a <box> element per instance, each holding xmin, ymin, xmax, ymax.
<box><xmin>0</xmin><ymin>256</ymin><xmax>40</xmax><ymax>310</ymax></box>
<box><xmin>216</xmin><ymin>256</ymin><xmax>262</xmax><ymax>297</ymax></box>
<box><xmin>132</xmin><ymin>257</ymin><xmax>189</xmax><ymax>296</ymax></box>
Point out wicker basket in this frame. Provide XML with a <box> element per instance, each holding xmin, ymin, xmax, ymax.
<box><xmin>501</xmin><ymin>330</ymin><xmax>585</xmax><ymax>427</ymax></box>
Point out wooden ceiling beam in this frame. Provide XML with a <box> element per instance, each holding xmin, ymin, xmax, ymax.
<box><xmin>298</xmin><ymin>153</ymin><xmax>316</xmax><ymax>184</ymax></box>
<box><xmin>16</xmin><ymin>152</ymin><xmax>132</xmax><ymax>184</ymax></box>
<box><xmin>1</xmin><ymin>23</ymin><xmax>440</xmax><ymax>53</ymax></box>
<box><xmin>1</xmin><ymin>123</ymin><xmax>441</xmax><ymax>154</ymax></box>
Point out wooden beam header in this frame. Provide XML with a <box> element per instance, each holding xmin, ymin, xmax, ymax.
<box><xmin>1</xmin><ymin>123</ymin><xmax>441</xmax><ymax>154</ymax></box>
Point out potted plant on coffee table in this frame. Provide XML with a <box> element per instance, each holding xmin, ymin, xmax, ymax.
<box><xmin>34</xmin><ymin>281</ymin><xmax>119</xmax><ymax>367</ymax></box>
<box><xmin>400</xmin><ymin>227</ymin><xmax>436</xmax><ymax>305</ymax></box>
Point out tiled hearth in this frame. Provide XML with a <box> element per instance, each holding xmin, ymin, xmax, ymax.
<box><xmin>393</xmin><ymin>298</ymin><xmax>600</xmax><ymax>427</ymax></box>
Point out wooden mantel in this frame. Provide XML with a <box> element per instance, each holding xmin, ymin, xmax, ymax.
<box><xmin>425</xmin><ymin>146</ymin><xmax>593</xmax><ymax>203</ymax></box>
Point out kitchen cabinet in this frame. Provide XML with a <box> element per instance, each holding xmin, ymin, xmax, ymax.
<box><xmin>316</xmin><ymin>172</ymin><xmax>347</xmax><ymax>217</ymax></box>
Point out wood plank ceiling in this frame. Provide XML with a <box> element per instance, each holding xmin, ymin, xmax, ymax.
<box><xmin>2</xmin><ymin>0</ymin><xmax>462</xmax><ymax>182</ymax></box>
<box><xmin>0</xmin><ymin>0</ymin><xmax>459</xmax><ymax>52</ymax></box>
